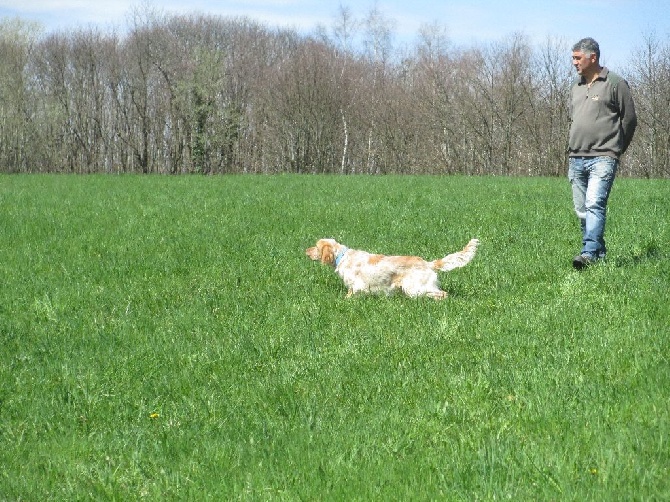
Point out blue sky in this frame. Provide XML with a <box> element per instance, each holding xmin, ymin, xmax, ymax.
<box><xmin>1</xmin><ymin>0</ymin><xmax>668</xmax><ymax>68</ymax></box>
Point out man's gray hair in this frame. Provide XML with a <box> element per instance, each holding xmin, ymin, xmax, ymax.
<box><xmin>572</xmin><ymin>37</ymin><xmax>600</xmax><ymax>60</ymax></box>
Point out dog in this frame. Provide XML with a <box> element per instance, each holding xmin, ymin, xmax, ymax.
<box><xmin>305</xmin><ymin>238</ymin><xmax>479</xmax><ymax>300</ymax></box>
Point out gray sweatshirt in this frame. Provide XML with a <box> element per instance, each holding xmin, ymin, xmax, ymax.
<box><xmin>568</xmin><ymin>67</ymin><xmax>637</xmax><ymax>159</ymax></box>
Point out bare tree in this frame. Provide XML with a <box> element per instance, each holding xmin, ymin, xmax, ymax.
<box><xmin>0</xmin><ymin>8</ymin><xmax>667</xmax><ymax>177</ymax></box>
<box><xmin>0</xmin><ymin>19</ymin><xmax>41</xmax><ymax>171</ymax></box>
<box><xmin>414</xmin><ymin>22</ymin><xmax>459</xmax><ymax>172</ymax></box>
<box><xmin>361</xmin><ymin>5</ymin><xmax>396</xmax><ymax>173</ymax></box>
<box><xmin>627</xmin><ymin>32</ymin><xmax>670</xmax><ymax>177</ymax></box>
<box><xmin>527</xmin><ymin>36</ymin><xmax>572</xmax><ymax>176</ymax></box>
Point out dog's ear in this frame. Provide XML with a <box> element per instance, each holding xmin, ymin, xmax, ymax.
<box><xmin>321</xmin><ymin>243</ymin><xmax>335</xmax><ymax>265</ymax></box>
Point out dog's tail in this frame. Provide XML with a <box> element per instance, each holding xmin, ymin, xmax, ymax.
<box><xmin>431</xmin><ymin>238</ymin><xmax>480</xmax><ymax>272</ymax></box>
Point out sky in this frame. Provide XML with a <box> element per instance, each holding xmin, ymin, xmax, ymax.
<box><xmin>1</xmin><ymin>0</ymin><xmax>668</xmax><ymax>68</ymax></box>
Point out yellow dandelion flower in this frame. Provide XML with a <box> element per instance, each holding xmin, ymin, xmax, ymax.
<box><xmin>149</xmin><ymin>413</ymin><xmax>160</xmax><ymax>419</ymax></box>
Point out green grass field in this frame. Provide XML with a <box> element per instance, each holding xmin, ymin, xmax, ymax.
<box><xmin>1</xmin><ymin>174</ymin><xmax>668</xmax><ymax>500</ymax></box>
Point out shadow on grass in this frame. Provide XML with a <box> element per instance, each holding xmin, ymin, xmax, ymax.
<box><xmin>612</xmin><ymin>240</ymin><xmax>663</xmax><ymax>267</ymax></box>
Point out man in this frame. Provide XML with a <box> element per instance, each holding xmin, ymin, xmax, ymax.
<box><xmin>568</xmin><ymin>37</ymin><xmax>637</xmax><ymax>269</ymax></box>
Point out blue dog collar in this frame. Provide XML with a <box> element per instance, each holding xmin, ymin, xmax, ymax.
<box><xmin>334</xmin><ymin>247</ymin><xmax>348</xmax><ymax>267</ymax></box>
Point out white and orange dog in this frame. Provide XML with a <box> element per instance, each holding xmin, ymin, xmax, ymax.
<box><xmin>306</xmin><ymin>238</ymin><xmax>479</xmax><ymax>300</ymax></box>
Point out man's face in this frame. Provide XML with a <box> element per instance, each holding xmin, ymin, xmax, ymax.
<box><xmin>572</xmin><ymin>50</ymin><xmax>597</xmax><ymax>76</ymax></box>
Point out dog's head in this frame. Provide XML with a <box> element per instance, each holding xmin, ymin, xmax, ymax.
<box><xmin>305</xmin><ymin>238</ymin><xmax>341</xmax><ymax>266</ymax></box>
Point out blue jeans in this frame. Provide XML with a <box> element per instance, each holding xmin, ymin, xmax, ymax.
<box><xmin>568</xmin><ymin>156</ymin><xmax>618</xmax><ymax>259</ymax></box>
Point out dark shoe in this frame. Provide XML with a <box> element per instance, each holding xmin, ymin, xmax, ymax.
<box><xmin>572</xmin><ymin>254</ymin><xmax>593</xmax><ymax>270</ymax></box>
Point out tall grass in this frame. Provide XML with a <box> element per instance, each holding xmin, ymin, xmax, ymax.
<box><xmin>0</xmin><ymin>174</ymin><xmax>668</xmax><ymax>500</ymax></box>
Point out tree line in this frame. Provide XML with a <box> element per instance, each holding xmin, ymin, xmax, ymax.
<box><xmin>1</xmin><ymin>8</ymin><xmax>669</xmax><ymax>176</ymax></box>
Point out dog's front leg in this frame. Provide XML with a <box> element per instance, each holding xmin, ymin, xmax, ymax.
<box><xmin>426</xmin><ymin>290</ymin><xmax>447</xmax><ymax>300</ymax></box>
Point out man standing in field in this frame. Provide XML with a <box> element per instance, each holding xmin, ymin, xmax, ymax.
<box><xmin>568</xmin><ymin>37</ymin><xmax>637</xmax><ymax>270</ymax></box>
